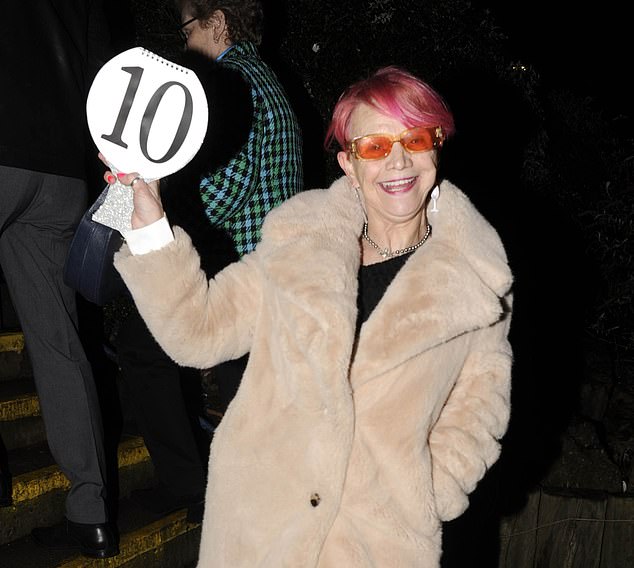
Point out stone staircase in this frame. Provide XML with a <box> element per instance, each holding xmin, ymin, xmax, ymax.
<box><xmin>0</xmin><ymin>330</ymin><xmax>204</xmax><ymax>567</ymax></box>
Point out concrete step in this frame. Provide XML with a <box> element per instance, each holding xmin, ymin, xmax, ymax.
<box><xmin>0</xmin><ymin>331</ymin><xmax>24</xmax><ymax>354</ymax></box>
<box><xmin>0</xmin><ymin>330</ymin><xmax>214</xmax><ymax>566</ymax></box>
<box><xmin>0</xmin><ymin>501</ymin><xmax>202</xmax><ymax>567</ymax></box>
<box><xmin>0</xmin><ymin>426</ymin><xmax>203</xmax><ymax>566</ymax></box>
<box><xmin>0</xmin><ymin>435</ymin><xmax>154</xmax><ymax>545</ymax></box>
<box><xmin>0</xmin><ymin>378</ymin><xmax>44</xmax><ymax>450</ymax></box>
<box><xmin>0</xmin><ymin>332</ymin><xmax>31</xmax><ymax>383</ymax></box>
<box><xmin>0</xmin><ymin>373</ymin><xmax>135</xmax><ymax>453</ymax></box>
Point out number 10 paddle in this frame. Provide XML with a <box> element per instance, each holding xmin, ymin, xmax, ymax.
<box><xmin>86</xmin><ymin>47</ymin><xmax>208</xmax><ymax>233</ymax></box>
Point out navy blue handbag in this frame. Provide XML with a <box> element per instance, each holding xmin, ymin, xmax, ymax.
<box><xmin>63</xmin><ymin>186</ymin><xmax>126</xmax><ymax>306</ymax></box>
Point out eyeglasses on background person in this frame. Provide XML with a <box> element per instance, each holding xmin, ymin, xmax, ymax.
<box><xmin>177</xmin><ymin>16</ymin><xmax>197</xmax><ymax>44</ymax></box>
<box><xmin>347</xmin><ymin>125</ymin><xmax>444</xmax><ymax>161</ymax></box>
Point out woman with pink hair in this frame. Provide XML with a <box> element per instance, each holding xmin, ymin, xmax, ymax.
<box><xmin>107</xmin><ymin>66</ymin><xmax>513</xmax><ymax>567</ymax></box>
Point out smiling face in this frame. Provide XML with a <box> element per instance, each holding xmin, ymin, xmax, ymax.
<box><xmin>337</xmin><ymin>103</ymin><xmax>439</xmax><ymax>230</ymax></box>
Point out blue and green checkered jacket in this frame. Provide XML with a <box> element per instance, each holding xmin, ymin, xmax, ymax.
<box><xmin>199</xmin><ymin>41</ymin><xmax>303</xmax><ymax>256</ymax></box>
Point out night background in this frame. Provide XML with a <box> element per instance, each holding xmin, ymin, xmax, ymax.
<box><xmin>76</xmin><ymin>0</ymin><xmax>634</xmax><ymax>565</ymax></box>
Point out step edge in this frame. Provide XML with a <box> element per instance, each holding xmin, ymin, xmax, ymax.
<box><xmin>60</xmin><ymin>509</ymin><xmax>201</xmax><ymax>568</ymax></box>
<box><xmin>11</xmin><ymin>437</ymin><xmax>150</xmax><ymax>504</ymax></box>
<box><xmin>0</xmin><ymin>332</ymin><xmax>24</xmax><ymax>354</ymax></box>
<box><xmin>0</xmin><ymin>393</ymin><xmax>40</xmax><ymax>421</ymax></box>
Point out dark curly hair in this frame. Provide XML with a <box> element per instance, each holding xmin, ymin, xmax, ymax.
<box><xmin>176</xmin><ymin>0</ymin><xmax>263</xmax><ymax>45</ymax></box>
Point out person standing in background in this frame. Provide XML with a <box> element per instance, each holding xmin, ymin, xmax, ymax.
<box><xmin>116</xmin><ymin>0</ymin><xmax>303</xmax><ymax>520</ymax></box>
<box><xmin>177</xmin><ymin>0</ymin><xmax>304</xmax><ymax>405</ymax></box>
<box><xmin>0</xmin><ymin>0</ymin><xmax>118</xmax><ymax>559</ymax></box>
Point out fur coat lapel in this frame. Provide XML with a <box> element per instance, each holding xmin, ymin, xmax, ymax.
<box><xmin>258</xmin><ymin>176</ymin><xmax>513</xmax><ymax>387</ymax></box>
<box><xmin>354</xmin><ymin>181</ymin><xmax>513</xmax><ymax>385</ymax></box>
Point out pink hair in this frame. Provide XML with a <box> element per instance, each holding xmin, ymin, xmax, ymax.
<box><xmin>324</xmin><ymin>66</ymin><xmax>455</xmax><ymax>150</ymax></box>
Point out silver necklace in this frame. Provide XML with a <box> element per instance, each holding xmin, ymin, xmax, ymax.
<box><xmin>362</xmin><ymin>222</ymin><xmax>431</xmax><ymax>259</ymax></box>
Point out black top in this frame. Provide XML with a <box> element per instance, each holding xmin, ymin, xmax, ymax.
<box><xmin>356</xmin><ymin>252</ymin><xmax>414</xmax><ymax>332</ymax></box>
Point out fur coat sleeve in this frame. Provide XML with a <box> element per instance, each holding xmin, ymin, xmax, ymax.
<box><xmin>114</xmin><ymin>227</ymin><xmax>260</xmax><ymax>368</ymax></box>
<box><xmin>429</xmin><ymin>293</ymin><xmax>513</xmax><ymax>520</ymax></box>
<box><xmin>423</xmin><ymin>182</ymin><xmax>514</xmax><ymax>521</ymax></box>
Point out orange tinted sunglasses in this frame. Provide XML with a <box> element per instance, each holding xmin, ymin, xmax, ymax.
<box><xmin>347</xmin><ymin>126</ymin><xmax>444</xmax><ymax>161</ymax></box>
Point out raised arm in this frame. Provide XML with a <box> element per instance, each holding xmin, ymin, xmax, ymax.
<box><xmin>107</xmin><ymin>170</ymin><xmax>261</xmax><ymax>369</ymax></box>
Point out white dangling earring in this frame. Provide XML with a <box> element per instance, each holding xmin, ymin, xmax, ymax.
<box><xmin>430</xmin><ymin>185</ymin><xmax>440</xmax><ymax>213</ymax></box>
<box><xmin>354</xmin><ymin>186</ymin><xmax>368</xmax><ymax>223</ymax></box>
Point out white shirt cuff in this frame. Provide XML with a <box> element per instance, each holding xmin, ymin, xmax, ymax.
<box><xmin>123</xmin><ymin>215</ymin><xmax>174</xmax><ymax>255</ymax></box>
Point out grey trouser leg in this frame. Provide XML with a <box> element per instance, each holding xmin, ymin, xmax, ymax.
<box><xmin>0</xmin><ymin>165</ymin><xmax>108</xmax><ymax>523</ymax></box>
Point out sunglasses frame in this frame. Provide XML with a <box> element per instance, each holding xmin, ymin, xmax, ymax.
<box><xmin>177</xmin><ymin>16</ymin><xmax>198</xmax><ymax>43</ymax></box>
<box><xmin>347</xmin><ymin>125</ymin><xmax>444</xmax><ymax>161</ymax></box>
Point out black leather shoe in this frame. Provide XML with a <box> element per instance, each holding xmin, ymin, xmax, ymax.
<box><xmin>32</xmin><ymin>518</ymin><xmax>119</xmax><ymax>559</ymax></box>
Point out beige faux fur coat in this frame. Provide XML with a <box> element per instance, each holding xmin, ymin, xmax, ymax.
<box><xmin>115</xmin><ymin>176</ymin><xmax>513</xmax><ymax>567</ymax></box>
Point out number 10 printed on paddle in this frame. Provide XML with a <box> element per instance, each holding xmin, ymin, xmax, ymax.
<box><xmin>86</xmin><ymin>47</ymin><xmax>208</xmax><ymax>233</ymax></box>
